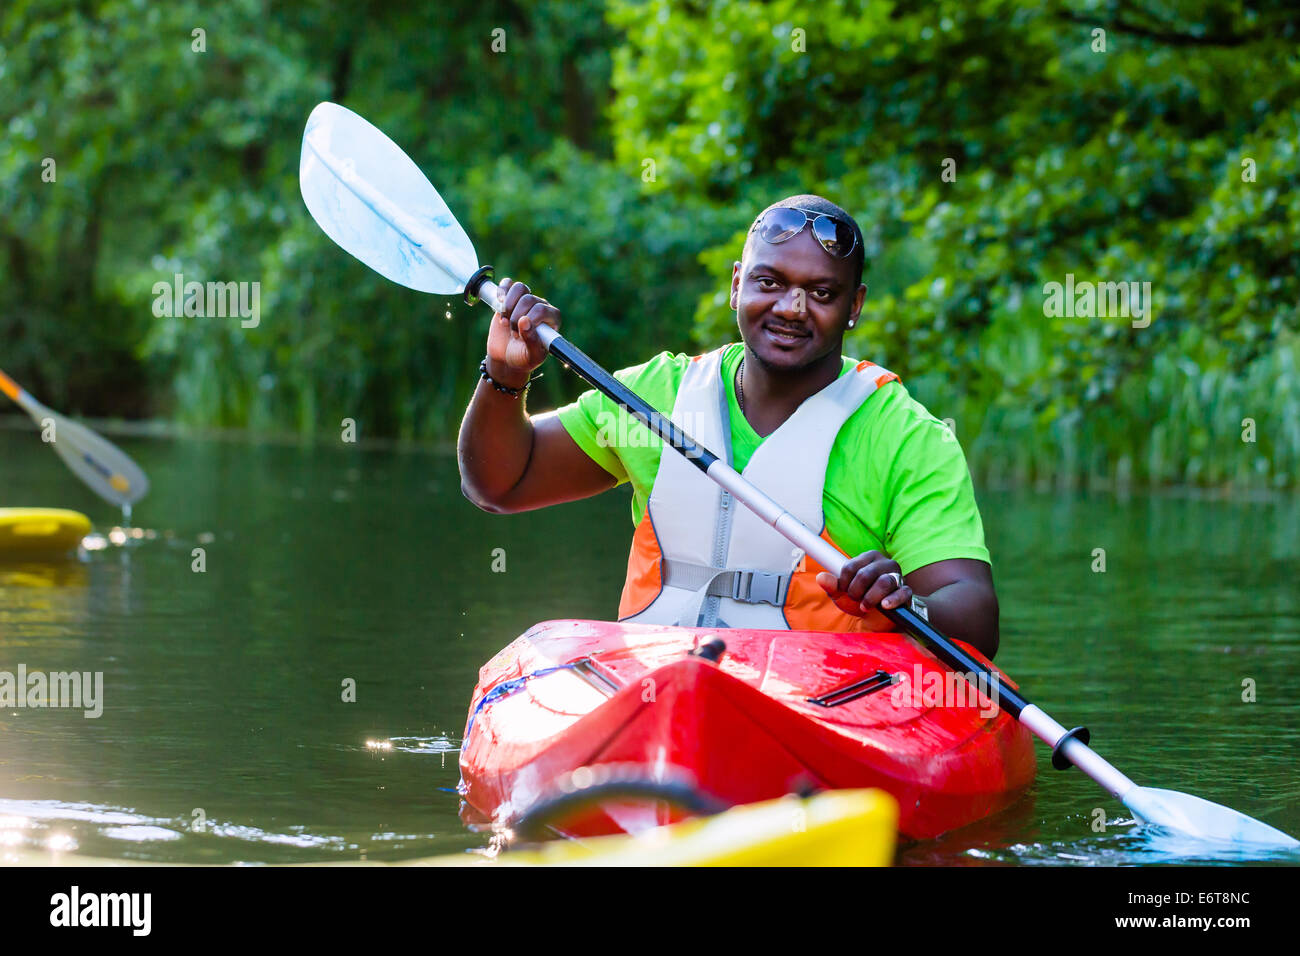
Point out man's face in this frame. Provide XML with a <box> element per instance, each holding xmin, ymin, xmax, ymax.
<box><xmin>730</xmin><ymin>227</ymin><xmax>865</xmax><ymax>372</ymax></box>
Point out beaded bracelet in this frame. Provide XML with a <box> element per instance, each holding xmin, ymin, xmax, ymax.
<box><xmin>479</xmin><ymin>358</ymin><xmax>543</xmax><ymax>398</ymax></box>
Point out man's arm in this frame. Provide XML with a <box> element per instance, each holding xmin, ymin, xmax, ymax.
<box><xmin>459</xmin><ymin>407</ymin><xmax>617</xmax><ymax>513</ymax></box>
<box><xmin>901</xmin><ymin>558</ymin><xmax>999</xmax><ymax>658</ymax></box>
<box><xmin>823</xmin><ymin>392</ymin><xmax>1000</xmax><ymax>656</ymax></box>
<box><xmin>458</xmin><ymin>277</ymin><xmax>618</xmax><ymax>513</ymax></box>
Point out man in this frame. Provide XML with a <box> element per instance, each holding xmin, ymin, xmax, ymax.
<box><xmin>458</xmin><ymin>195</ymin><xmax>1000</xmax><ymax>658</ymax></box>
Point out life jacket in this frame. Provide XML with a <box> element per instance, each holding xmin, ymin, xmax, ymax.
<box><xmin>617</xmin><ymin>346</ymin><xmax>900</xmax><ymax>630</ymax></box>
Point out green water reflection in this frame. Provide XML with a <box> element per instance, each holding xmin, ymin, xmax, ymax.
<box><xmin>1</xmin><ymin>429</ymin><xmax>1296</xmax><ymax>865</ymax></box>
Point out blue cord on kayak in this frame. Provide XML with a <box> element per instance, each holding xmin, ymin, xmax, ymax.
<box><xmin>464</xmin><ymin>664</ymin><xmax>577</xmax><ymax>736</ymax></box>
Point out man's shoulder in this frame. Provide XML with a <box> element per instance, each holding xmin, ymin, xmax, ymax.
<box><xmin>871</xmin><ymin>380</ymin><xmax>943</xmax><ymax>429</ymax></box>
<box><xmin>839</xmin><ymin>365</ymin><xmax>955</xmax><ymax>454</ymax></box>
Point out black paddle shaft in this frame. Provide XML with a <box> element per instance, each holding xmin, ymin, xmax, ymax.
<box><xmin>546</xmin><ymin>334</ymin><xmax>718</xmax><ymax>473</ymax></box>
<box><xmin>883</xmin><ymin>605</ymin><xmax>1030</xmax><ymax>718</ymax></box>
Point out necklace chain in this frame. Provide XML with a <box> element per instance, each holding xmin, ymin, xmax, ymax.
<box><xmin>737</xmin><ymin>359</ymin><xmax>746</xmax><ymax>413</ymax></box>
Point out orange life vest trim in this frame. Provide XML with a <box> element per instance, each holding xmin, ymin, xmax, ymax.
<box><xmin>853</xmin><ymin>359</ymin><xmax>899</xmax><ymax>390</ymax></box>
<box><xmin>783</xmin><ymin>528</ymin><xmax>900</xmax><ymax>633</ymax></box>
<box><xmin>617</xmin><ymin>509</ymin><xmax>664</xmax><ymax>619</ymax></box>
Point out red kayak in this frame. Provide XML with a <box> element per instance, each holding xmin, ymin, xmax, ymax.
<box><xmin>459</xmin><ymin>620</ymin><xmax>1036</xmax><ymax>840</ymax></box>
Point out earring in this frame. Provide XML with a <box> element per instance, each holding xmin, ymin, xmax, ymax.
<box><xmin>848</xmin><ymin>320</ymin><xmax>856</xmax><ymax>328</ymax></box>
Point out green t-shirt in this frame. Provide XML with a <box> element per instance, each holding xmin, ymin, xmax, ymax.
<box><xmin>554</xmin><ymin>344</ymin><xmax>989</xmax><ymax>575</ymax></box>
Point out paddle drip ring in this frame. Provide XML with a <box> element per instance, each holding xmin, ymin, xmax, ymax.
<box><xmin>464</xmin><ymin>264</ymin><xmax>495</xmax><ymax>306</ymax></box>
<box><xmin>1051</xmin><ymin>725</ymin><xmax>1091</xmax><ymax>771</ymax></box>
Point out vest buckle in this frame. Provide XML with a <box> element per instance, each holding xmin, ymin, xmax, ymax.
<box><xmin>732</xmin><ymin>570</ymin><xmax>788</xmax><ymax>606</ymax></box>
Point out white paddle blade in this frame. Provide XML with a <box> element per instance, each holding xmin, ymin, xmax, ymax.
<box><xmin>1125</xmin><ymin>787</ymin><xmax>1299</xmax><ymax>849</ymax></box>
<box><xmin>299</xmin><ymin>102</ymin><xmax>478</xmax><ymax>294</ymax></box>
<box><xmin>21</xmin><ymin>394</ymin><xmax>150</xmax><ymax>507</ymax></box>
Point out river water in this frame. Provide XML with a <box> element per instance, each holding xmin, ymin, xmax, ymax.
<box><xmin>1</xmin><ymin>428</ymin><xmax>1297</xmax><ymax>865</ymax></box>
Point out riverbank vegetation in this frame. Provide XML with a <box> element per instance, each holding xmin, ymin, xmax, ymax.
<box><xmin>3</xmin><ymin>0</ymin><xmax>1296</xmax><ymax>487</ymax></box>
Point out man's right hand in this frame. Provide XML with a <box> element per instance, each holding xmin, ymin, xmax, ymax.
<box><xmin>485</xmin><ymin>277</ymin><xmax>562</xmax><ymax>389</ymax></box>
<box><xmin>461</xmin><ymin>275</ymin><xmax>615</xmax><ymax>515</ymax></box>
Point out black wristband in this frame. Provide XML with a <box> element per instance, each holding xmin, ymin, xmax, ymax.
<box><xmin>479</xmin><ymin>358</ymin><xmax>542</xmax><ymax>398</ymax></box>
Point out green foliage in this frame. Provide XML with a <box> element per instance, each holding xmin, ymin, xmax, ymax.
<box><xmin>2</xmin><ymin>0</ymin><xmax>1297</xmax><ymax>486</ymax></box>
<box><xmin>610</xmin><ymin>0</ymin><xmax>1300</xmax><ymax>488</ymax></box>
<box><xmin>2</xmin><ymin>0</ymin><xmax>637</xmax><ymax>437</ymax></box>
<box><xmin>464</xmin><ymin>143</ymin><xmax>735</xmax><ymax>403</ymax></box>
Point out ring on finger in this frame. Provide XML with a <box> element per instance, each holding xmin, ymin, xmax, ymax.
<box><xmin>883</xmin><ymin>571</ymin><xmax>903</xmax><ymax>591</ymax></box>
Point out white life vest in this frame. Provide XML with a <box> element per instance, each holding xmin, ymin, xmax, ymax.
<box><xmin>618</xmin><ymin>346</ymin><xmax>899</xmax><ymax>629</ymax></box>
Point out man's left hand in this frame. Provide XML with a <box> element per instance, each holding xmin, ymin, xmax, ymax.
<box><xmin>816</xmin><ymin>550</ymin><xmax>910</xmax><ymax>629</ymax></box>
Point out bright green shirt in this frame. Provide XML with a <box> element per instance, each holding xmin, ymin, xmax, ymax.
<box><xmin>554</xmin><ymin>344</ymin><xmax>989</xmax><ymax>575</ymax></box>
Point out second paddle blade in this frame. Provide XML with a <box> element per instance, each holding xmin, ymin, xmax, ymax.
<box><xmin>25</xmin><ymin>397</ymin><xmax>150</xmax><ymax>507</ymax></box>
<box><xmin>299</xmin><ymin>102</ymin><xmax>478</xmax><ymax>294</ymax></box>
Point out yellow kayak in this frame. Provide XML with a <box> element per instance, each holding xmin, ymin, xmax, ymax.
<box><xmin>0</xmin><ymin>508</ymin><xmax>91</xmax><ymax>557</ymax></box>
<box><xmin>427</xmin><ymin>788</ymin><xmax>898</xmax><ymax>867</ymax></box>
<box><xmin>3</xmin><ymin>789</ymin><xmax>897</xmax><ymax>867</ymax></box>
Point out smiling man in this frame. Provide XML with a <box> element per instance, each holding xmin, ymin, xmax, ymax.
<box><xmin>458</xmin><ymin>194</ymin><xmax>1000</xmax><ymax>657</ymax></box>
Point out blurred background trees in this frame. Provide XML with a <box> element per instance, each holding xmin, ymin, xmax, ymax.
<box><xmin>3</xmin><ymin>0</ymin><xmax>1297</xmax><ymax>486</ymax></box>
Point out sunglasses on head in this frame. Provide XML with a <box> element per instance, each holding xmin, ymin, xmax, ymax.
<box><xmin>749</xmin><ymin>206</ymin><xmax>858</xmax><ymax>259</ymax></box>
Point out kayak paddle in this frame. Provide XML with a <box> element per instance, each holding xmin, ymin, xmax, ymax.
<box><xmin>297</xmin><ymin>101</ymin><xmax>1299</xmax><ymax>850</ymax></box>
<box><xmin>0</xmin><ymin>368</ymin><xmax>149</xmax><ymax>511</ymax></box>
